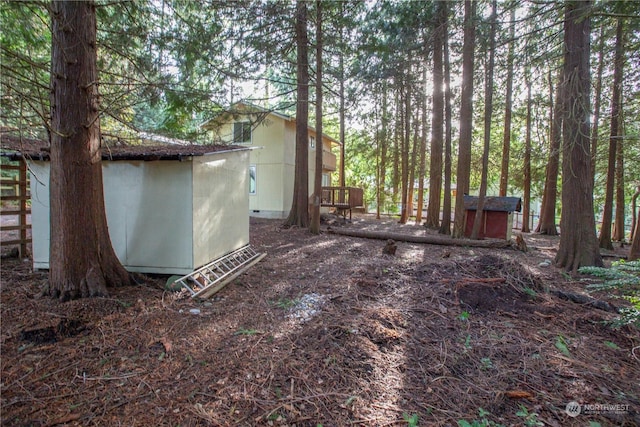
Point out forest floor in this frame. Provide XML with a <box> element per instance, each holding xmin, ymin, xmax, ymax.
<box><xmin>1</xmin><ymin>214</ymin><xmax>638</xmax><ymax>427</ymax></box>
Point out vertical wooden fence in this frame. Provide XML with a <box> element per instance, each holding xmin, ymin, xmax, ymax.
<box><xmin>1</xmin><ymin>160</ymin><xmax>31</xmax><ymax>257</ymax></box>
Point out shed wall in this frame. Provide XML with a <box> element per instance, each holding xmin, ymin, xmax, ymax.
<box><xmin>192</xmin><ymin>151</ymin><xmax>249</xmax><ymax>268</ymax></box>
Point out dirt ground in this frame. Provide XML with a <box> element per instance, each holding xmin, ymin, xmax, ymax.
<box><xmin>1</xmin><ymin>214</ymin><xmax>638</xmax><ymax>427</ymax></box>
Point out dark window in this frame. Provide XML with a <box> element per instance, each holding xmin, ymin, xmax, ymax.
<box><xmin>233</xmin><ymin>122</ymin><xmax>251</xmax><ymax>144</ymax></box>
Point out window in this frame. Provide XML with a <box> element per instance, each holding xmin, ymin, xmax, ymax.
<box><xmin>249</xmin><ymin>165</ymin><xmax>256</xmax><ymax>195</ymax></box>
<box><xmin>233</xmin><ymin>122</ymin><xmax>252</xmax><ymax>144</ymax></box>
<box><xmin>322</xmin><ymin>173</ymin><xmax>330</xmax><ymax>187</ymax></box>
<box><xmin>309</xmin><ymin>135</ymin><xmax>316</xmax><ymax>149</ymax></box>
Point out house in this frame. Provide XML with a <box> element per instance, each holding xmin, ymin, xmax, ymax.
<box><xmin>202</xmin><ymin>102</ymin><xmax>340</xmax><ymax>219</ymax></box>
<box><xmin>1</xmin><ymin>136</ymin><xmax>252</xmax><ymax>275</ymax></box>
<box><xmin>463</xmin><ymin>195</ymin><xmax>522</xmax><ymax>240</ymax></box>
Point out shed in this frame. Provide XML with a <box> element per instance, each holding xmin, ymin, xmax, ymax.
<box><xmin>1</xmin><ymin>137</ymin><xmax>251</xmax><ymax>275</ymax></box>
<box><xmin>463</xmin><ymin>195</ymin><xmax>522</xmax><ymax>240</ymax></box>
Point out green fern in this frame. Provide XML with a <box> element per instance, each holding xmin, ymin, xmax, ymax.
<box><xmin>579</xmin><ymin>260</ymin><xmax>640</xmax><ymax>327</ymax></box>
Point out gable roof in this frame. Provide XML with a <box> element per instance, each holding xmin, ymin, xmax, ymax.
<box><xmin>201</xmin><ymin>101</ymin><xmax>341</xmax><ymax>146</ymax></box>
<box><xmin>0</xmin><ymin>134</ymin><xmax>249</xmax><ymax>162</ymax></box>
<box><xmin>463</xmin><ymin>195</ymin><xmax>522</xmax><ymax>212</ymax></box>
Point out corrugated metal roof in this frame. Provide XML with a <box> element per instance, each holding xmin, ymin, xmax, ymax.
<box><xmin>463</xmin><ymin>195</ymin><xmax>522</xmax><ymax>212</ymax></box>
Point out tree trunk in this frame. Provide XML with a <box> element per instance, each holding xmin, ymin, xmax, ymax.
<box><xmin>521</xmin><ymin>78</ymin><xmax>532</xmax><ymax>233</ymax></box>
<box><xmin>555</xmin><ymin>0</ymin><xmax>602</xmax><ymax>272</ymax></box>
<box><xmin>407</xmin><ymin>113</ymin><xmax>420</xmax><ymax>219</ymax></box>
<box><xmin>470</xmin><ymin>0</ymin><xmax>496</xmax><ymax>240</ymax></box>
<box><xmin>310</xmin><ymin>0</ymin><xmax>323</xmax><ymax>235</ymax></box>
<box><xmin>399</xmin><ymin>78</ymin><xmax>410</xmax><ymax>224</ymax></box>
<box><xmin>499</xmin><ymin>6</ymin><xmax>516</xmax><ymax>197</ymax></box>
<box><xmin>629</xmin><ymin>187</ymin><xmax>640</xmax><ymax>260</ymax></box>
<box><xmin>439</xmin><ymin>1</ymin><xmax>453</xmax><ymax>236</ymax></box>
<box><xmin>598</xmin><ymin>18</ymin><xmax>624</xmax><ymax>250</ymax></box>
<box><xmin>452</xmin><ymin>0</ymin><xmax>475</xmax><ymax>239</ymax></box>
<box><xmin>338</xmin><ymin>2</ymin><xmax>346</xmax><ymax>189</ymax></box>
<box><xmin>377</xmin><ymin>85</ymin><xmax>389</xmax><ymax>219</ymax></box>
<box><xmin>425</xmin><ymin>2</ymin><xmax>445</xmax><ymax>229</ymax></box>
<box><xmin>49</xmin><ymin>0</ymin><xmax>131</xmax><ymax>300</ymax></box>
<box><xmin>415</xmin><ymin>67</ymin><xmax>428</xmax><ymax>224</ymax></box>
<box><xmin>536</xmin><ymin>69</ymin><xmax>562</xmax><ymax>235</ymax></box>
<box><xmin>285</xmin><ymin>0</ymin><xmax>310</xmax><ymax>228</ymax></box>
<box><xmin>629</xmin><ymin>212</ymin><xmax>640</xmax><ymax>261</ymax></box>
<box><xmin>612</xmin><ymin>20</ymin><xmax>626</xmax><ymax>243</ymax></box>
<box><xmin>590</xmin><ymin>24</ymin><xmax>606</xmax><ymax>181</ymax></box>
<box><xmin>613</xmin><ymin>117</ymin><xmax>625</xmax><ymax>242</ymax></box>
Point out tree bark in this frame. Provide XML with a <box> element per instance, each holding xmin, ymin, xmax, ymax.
<box><xmin>536</xmin><ymin>69</ymin><xmax>562</xmax><ymax>235</ymax></box>
<box><xmin>327</xmin><ymin>227</ymin><xmax>510</xmax><ymax>248</ymax></box>
<box><xmin>598</xmin><ymin>18</ymin><xmax>624</xmax><ymax>250</ymax></box>
<box><xmin>452</xmin><ymin>0</ymin><xmax>475</xmax><ymax>238</ymax></box>
<box><xmin>471</xmin><ymin>0</ymin><xmax>496</xmax><ymax>240</ymax></box>
<box><xmin>49</xmin><ymin>0</ymin><xmax>131</xmax><ymax>300</ymax></box>
<box><xmin>310</xmin><ymin>0</ymin><xmax>323</xmax><ymax>235</ymax></box>
<box><xmin>285</xmin><ymin>0</ymin><xmax>310</xmax><ymax>228</ymax></box>
<box><xmin>499</xmin><ymin>5</ymin><xmax>516</xmax><ymax>197</ymax></box>
<box><xmin>415</xmin><ymin>66</ymin><xmax>428</xmax><ymax>224</ymax></box>
<box><xmin>630</xmin><ymin>188</ymin><xmax>640</xmax><ymax>261</ymax></box>
<box><xmin>377</xmin><ymin>85</ymin><xmax>389</xmax><ymax>219</ymax></box>
<box><xmin>425</xmin><ymin>1</ymin><xmax>445</xmax><ymax>229</ymax></box>
<box><xmin>399</xmin><ymin>77</ymin><xmax>410</xmax><ymax>224</ymax></box>
<box><xmin>439</xmin><ymin>2</ymin><xmax>453</xmax><ymax>236</ymax></box>
<box><xmin>555</xmin><ymin>0</ymin><xmax>603</xmax><ymax>272</ymax></box>
<box><xmin>521</xmin><ymin>78</ymin><xmax>532</xmax><ymax>233</ymax></box>
<box><xmin>590</xmin><ymin>24</ymin><xmax>606</xmax><ymax>181</ymax></box>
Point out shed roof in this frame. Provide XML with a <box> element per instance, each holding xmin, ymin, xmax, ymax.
<box><xmin>0</xmin><ymin>134</ymin><xmax>248</xmax><ymax>162</ymax></box>
<box><xmin>463</xmin><ymin>195</ymin><xmax>522</xmax><ymax>212</ymax></box>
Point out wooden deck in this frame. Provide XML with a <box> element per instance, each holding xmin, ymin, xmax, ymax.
<box><xmin>321</xmin><ymin>186</ymin><xmax>364</xmax><ymax>219</ymax></box>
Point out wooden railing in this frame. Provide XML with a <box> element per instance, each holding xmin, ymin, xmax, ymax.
<box><xmin>1</xmin><ymin>160</ymin><xmax>31</xmax><ymax>257</ymax></box>
<box><xmin>321</xmin><ymin>186</ymin><xmax>364</xmax><ymax>209</ymax></box>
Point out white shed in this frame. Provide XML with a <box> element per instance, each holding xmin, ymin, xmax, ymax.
<box><xmin>10</xmin><ymin>142</ymin><xmax>251</xmax><ymax>275</ymax></box>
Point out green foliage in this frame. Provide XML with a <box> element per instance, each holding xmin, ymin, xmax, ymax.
<box><xmin>403</xmin><ymin>412</ymin><xmax>419</xmax><ymax>427</ymax></box>
<box><xmin>579</xmin><ymin>260</ymin><xmax>640</xmax><ymax>327</ymax></box>
<box><xmin>515</xmin><ymin>405</ymin><xmax>543</xmax><ymax>427</ymax></box>
<box><xmin>457</xmin><ymin>408</ymin><xmax>504</xmax><ymax>427</ymax></box>
<box><xmin>554</xmin><ymin>335</ymin><xmax>571</xmax><ymax>357</ymax></box>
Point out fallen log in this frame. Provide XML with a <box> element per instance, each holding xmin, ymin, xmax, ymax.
<box><xmin>550</xmin><ymin>289</ymin><xmax>619</xmax><ymax>313</ymax></box>
<box><xmin>326</xmin><ymin>227</ymin><xmax>511</xmax><ymax>248</ymax></box>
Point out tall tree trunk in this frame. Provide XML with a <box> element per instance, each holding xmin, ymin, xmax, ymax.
<box><xmin>499</xmin><ymin>5</ymin><xmax>516</xmax><ymax>197</ymax></box>
<box><xmin>392</xmin><ymin>88</ymin><xmax>400</xmax><ymax>204</ymax></box>
<box><xmin>555</xmin><ymin>0</ymin><xmax>602</xmax><ymax>272</ymax></box>
<box><xmin>521</xmin><ymin>77</ymin><xmax>532</xmax><ymax>233</ymax></box>
<box><xmin>439</xmin><ymin>2</ymin><xmax>453</xmax><ymax>236</ymax></box>
<box><xmin>377</xmin><ymin>85</ymin><xmax>389</xmax><ymax>219</ymax></box>
<box><xmin>598</xmin><ymin>18</ymin><xmax>624</xmax><ymax>250</ymax></box>
<box><xmin>470</xmin><ymin>0</ymin><xmax>496</xmax><ymax>240</ymax></box>
<box><xmin>453</xmin><ymin>0</ymin><xmax>476</xmax><ymax>238</ymax></box>
<box><xmin>590</xmin><ymin>24</ymin><xmax>606</xmax><ymax>181</ymax></box>
<box><xmin>536</xmin><ymin>69</ymin><xmax>562</xmax><ymax>235</ymax></box>
<box><xmin>338</xmin><ymin>1</ymin><xmax>346</xmax><ymax>189</ymax></box>
<box><xmin>49</xmin><ymin>0</ymin><xmax>131</xmax><ymax>300</ymax></box>
<box><xmin>630</xmin><ymin>186</ymin><xmax>640</xmax><ymax>257</ymax></box>
<box><xmin>630</xmin><ymin>209</ymin><xmax>640</xmax><ymax>261</ymax></box>
<box><xmin>415</xmin><ymin>67</ymin><xmax>428</xmax><ymax>224</ymax></box>
<box><xmin>285</xmin><ymin>0</ymin><xmax>309</xmax><ymax>227</ymax></box>
<box><xmin>426</xmin><ymin>1</ymin><xmax>444</xmax><ymax>229</ymax></box>
<box><xmin>310</xmin><ymin>0</ymin><xmax>323</xmax><ymax>235</ymax></box>
<box><xmin>407</xmin><ymin>119</ymin><xmax>419</xmax><ymax>219</ymax></box>
<box><xmin>613</xmin><ymin>121</ymin><xmax>625</xmax><ymax>242</ymax></box>
<box><xmin>399</xmin><ymin>77</ymin><xmax>411</xmax><ymax>224</ymax></box>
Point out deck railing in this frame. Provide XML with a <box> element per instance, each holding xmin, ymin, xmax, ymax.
<box><xmin>321</xmin><ymin>186</ymin><xmax>364</xmax><ymax>209</ymax></box>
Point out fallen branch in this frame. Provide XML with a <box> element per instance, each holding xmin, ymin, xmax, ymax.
<box><xmin>550</xmin><ymin>289</ymin><xmax>619</xmax><ymax>313</ymax></box>
<box><xmin>326</xmin><ymin>227</ymin><xmax>511</xmax><ymax>248</ymax></box>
